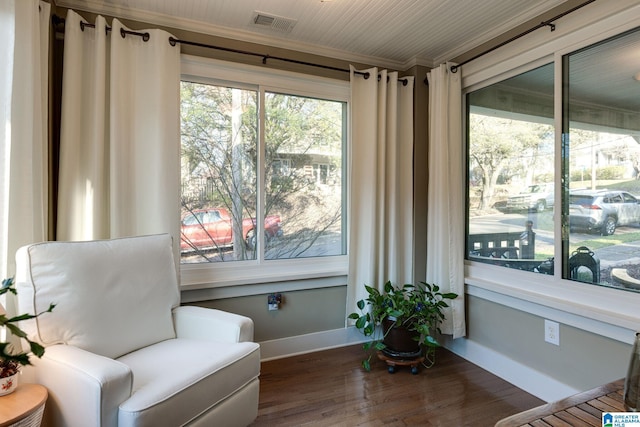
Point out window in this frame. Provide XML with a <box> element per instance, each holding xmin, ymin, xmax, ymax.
<box><xmin>467</xmin><ymin>63</ymin><xmax>555</xmax><ymax>273</ymax></box>
<box><xmin>272</xmin><ymin>159</ymin><xmax>291</xmax><ymax>176</ymax></box>
<box><xmin>563</xmin><ymin>27</ymin><xmax>640</xmax><ymax>288</ymax></box>
<box><xmin>179</xmin><ymin>59</ymin><xmax>347</xmax><ymax>280</ymax></box>
<box><xmin>467</xmin><ymin>26</ymin><xmax>640</xmax><ymax>294</ymax></box>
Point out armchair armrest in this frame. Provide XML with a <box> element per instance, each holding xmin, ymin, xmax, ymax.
<box><xmin>172</xmin><ymin>305</ymin><xmax>254</xmax><ymax>343</ymax></box>
<box><xmin>23</xmin><ymin>344</ymin><xmax>132</xmax><ymax>427</ymax></box>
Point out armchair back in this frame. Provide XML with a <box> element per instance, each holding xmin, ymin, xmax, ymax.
<box><xmin>15</xmin><ymin>234</ymin><xmax>180</xmax><ymax>359</ymax></box>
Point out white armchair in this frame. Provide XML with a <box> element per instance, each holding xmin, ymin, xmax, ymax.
<box><xmin>14</xmin><ymin>234</ymin><xmax>260</xmax><ymax>427</ymax></box>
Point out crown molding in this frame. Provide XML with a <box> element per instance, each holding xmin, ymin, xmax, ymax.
<box><xmin>56</xmin><ymin>0</ymin><xmax>410</xmax><ymax>71</ymax></box>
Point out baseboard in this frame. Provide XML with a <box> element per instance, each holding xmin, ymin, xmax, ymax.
<box><xmin>441</xmin><ymin>335</ymin><xmax>581</xmax><ymax>402</ymax></box>
<box><xmin>258</xmin><ymin>327</ymin><xmax>367</xmax><ymax>362</ymax></box>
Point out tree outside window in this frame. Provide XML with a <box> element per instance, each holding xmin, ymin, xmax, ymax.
<box><xmin>180</xmin><ymin>81</ymin><xmax>346</xmax><ymax>263</ymax></box>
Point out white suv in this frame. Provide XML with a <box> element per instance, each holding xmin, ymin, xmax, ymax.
<box><xmin>569</xmin><ymin>189</ymin><xmax>640</xmax><ymax>235</ymax></box>
<box><xmin>506</xmin><ymin>183</ymin><xmax>554</xmax><ymax>212</ymax></box>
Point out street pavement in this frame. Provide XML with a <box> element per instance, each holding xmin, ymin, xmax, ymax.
<box><xmin>593</xmin><ymin>241</ymin><xmax>640</xmax><ymax>268</ymax></box>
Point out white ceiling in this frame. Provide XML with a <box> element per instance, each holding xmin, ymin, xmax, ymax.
<box><xmin>56</xmin><ymin>0</ymin><xmax>568</xmax><ymax>69</ymax></box>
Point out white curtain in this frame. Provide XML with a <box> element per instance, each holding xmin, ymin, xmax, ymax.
<box><xmin>57</xmin><ymin>10</ymin><xmax>181</xmax><ymax>254</ymax></box>
<box><xmin>347</xmin><ymin>66</ymin><xmax>414</xmax><ymax>312</ymax></box>
<box><xmin>0</xmin><ymin>0</ymin><xmax>49</xmax><ymax>335</ymax></box>
<box><xmin>426</xmin><ymin>63</ymin><xmax>466</xmax><ymax>338</ymax></box>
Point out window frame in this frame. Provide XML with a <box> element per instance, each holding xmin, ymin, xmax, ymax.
<box><xmin>462</xmin><ymin>3</ymin><xmax>640</xmax><ymax>338</ymax></box>
<box><xmin>179</xmin><ymin>55</ymin><xmax>349</xmax><ymax>291</ymax></box>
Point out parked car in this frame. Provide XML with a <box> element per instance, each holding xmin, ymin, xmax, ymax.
<box><xmin>506</xmin><ymin>183</ymin><xmax>554</xmax><ymax>212</ymax></box>
<box><xmin>569</xmin><ymin>189</ymin><xmax>640</xmax><ymax>235</ymax></box>
<box><xmin>181</xmin><ymin>208</ymin><xmax>283</xmax><ymax>252</ymax></box>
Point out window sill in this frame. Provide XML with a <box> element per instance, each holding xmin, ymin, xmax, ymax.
<box><xmin>180</xmin><ymin>255</ymin><xmax>348</xmax><ymax>290</ymax></box>
<box><xmin>465</xmin><ymin>261</ymin><xmax>640</xmax><ymax>344</ymax></box>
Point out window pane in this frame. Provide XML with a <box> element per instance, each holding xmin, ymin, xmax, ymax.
<box><xmin>467</xmin><ymin>64</ymin><xmax>555</xmax><ymax>274</ymax></box>
<box><xmin>563</xmin><ymin>27</ymin><xmax>640</xmax><ymax>292</ymax></box>
<box><xmin>264</xmin><ymin>92</ymin><xmax>346</xmax><ymax>259</ymax></box>
<box><xmin>180</xmin><ymin>81</ymin><xmax>258</xmax><ymax>263</ymax></box>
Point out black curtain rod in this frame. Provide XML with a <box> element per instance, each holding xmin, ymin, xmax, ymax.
<box><xmin>449</xmin><ymin>0</ymin><xmax>596</xmax><ymax>74</ymax></box>
<box><xmin>167</xmin><ymin>36</ymin><xmax>408</xmax><ymax>85</ymax></box>
<box><xmin>78</xmin><ymin>20</ymin><xmax>150</xmax><ymax>41</ymax></box>
<box><xmin>52</xmin><ymin>15</ymin><xmax>409</xmax><ymax>86</ymax></box>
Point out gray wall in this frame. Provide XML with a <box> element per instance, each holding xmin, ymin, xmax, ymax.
<box><xmin>188</xmin><ymin>285</ymin><xmax>347</xmax><ymax>342</ymax></box>
<box><xmin>466</xmin><ymin>295</ymin><xmax>632</xmax><ymax>391</ymax></box>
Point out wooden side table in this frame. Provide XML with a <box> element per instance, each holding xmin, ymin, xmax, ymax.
<box><xmin>0</xmin><ymin>384</ymin><xmax>47</xmax><ymax>427</ymax></box>
<box><xmin>495</xmin><ymin>378</ymin><xmax>625</xmax><ymax>426</ymax></box>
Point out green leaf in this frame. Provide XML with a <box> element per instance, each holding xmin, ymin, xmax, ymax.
<box><xmin>347</xmin><ymin>313</ymin><xmax>360</xmax><ymax>320</ymax></box>
<box><xmin>424</xmin><ymin>335</ymin><xmax>440</xmax><ymax>347</ymax></box>
<box><xmin>383</xmin><ymin>281</ymin><xmax>393</xmax><ymax>293</ymax></box>
<box><xmin>355</xmin><ymin>317</ymin><xmax>367</xmax><ymax>329</ymax></box>
<box><xmin>374</xmin><ymin>342</ymin><xmax>386</xmax><ymax>351</ymax></box>
<box><xmin>29</xmin><ymin>341</ymin><xmax>45</xmax><ymax>358</ymax></box>
<box><xmin>363</xmin><ymin>324</ymin><xmax>374</xmax><ymax>336</ymax></box>
<box><xmin>389</xmin><ymin>309</ymin><xmax>403</xmax><ymax>318</ymax></box>
<box><xmin>362</xmin><ymin>359</ymin><xmax>371</xmax><ymax>372</ymax></box>
<box><xmin>356</xmin><ymin>299</ymin><xmax>365</xmax><ymax>310</ymax></box>
<box><xmin>364</xmin><ymin>285</ymin><xmax>378</xmax><ymax>296</ymax></box>
<box><xmin>5</xmin><ymin>323</ymin><xmax>27</xmax><ymax>339</ymax></box>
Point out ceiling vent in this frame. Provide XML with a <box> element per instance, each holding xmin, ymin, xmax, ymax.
<box><xmin>251</xmin><ymin>11</ymin><xmax>297</xmax><ymax>33</ymax></box>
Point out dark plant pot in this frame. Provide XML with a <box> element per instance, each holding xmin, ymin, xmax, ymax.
<box><xmin>382</xmin><ymin>318</ymin><xmax>421</xmax><ymax>359</ymax></box>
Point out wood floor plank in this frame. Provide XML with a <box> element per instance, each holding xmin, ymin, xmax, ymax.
<box><xmin>575</xmin><ymin>402</ymin><xmax>603</xmax><ymax>419</ymax></box>
<box><xmin>540</xmin><ymin>414</ymin><xmax>573</xmax><ymax>426</ymax></box>
<box><xmin>599</xmin><ymin>394</ymin><xmax>625</xmax><ymax>411</ymax></box>
<box><xmin>554</xmin><ymin>410</ymin><xmax>594</xmax><ymax>427</ymax></box>
<box><xmin>251</xmin><ymin>344</ymin><xmax>544</xmax><ymax>426</ymax></box>
<box><xmin>564</xmin><ymin>406</ymin><xmax>600</xmax><ymax>426</ymax></box>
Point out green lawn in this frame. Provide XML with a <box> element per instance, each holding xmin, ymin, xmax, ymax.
<box><xmin>534</xmin><ymin>231</ymin><xmax>640</xmax><ymax>259</ymax></box>
<box><xmin>572</xmin><ymin>178</ymin><xmax>640</xmax><ymax>192</ymax></box>
<box><xmin>569</xmin><ymin>232</ymin><xmax>640</xmax><ymax>252</ymax></box>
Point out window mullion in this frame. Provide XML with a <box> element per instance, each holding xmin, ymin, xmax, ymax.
<box><xmin>554</xmin><ymin>55</ymin><xmax>571</xmax><ymax>279</ymax></box>
<box><xmin>257</xmin><ymin>87</ymin><xmax>266</xmax><ymax>262</ymax></box>
<box><xmin>555</xmin><ymin>52</ymin><xmax>566</xmax><ymax>280</ymax></box>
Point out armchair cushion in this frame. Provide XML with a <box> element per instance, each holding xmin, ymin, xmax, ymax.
<box><xmin>15</xmin><ymin>234</ymin><xmax>180</xmax><ymax>359</ymax></box>
<box><xmin>117</xmin><ymin>338</ymin><xmax>260</xmax><ymax>426</ymax></box>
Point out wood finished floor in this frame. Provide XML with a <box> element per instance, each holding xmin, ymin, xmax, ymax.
<box><xmin>251</xmin><ymin>344</ymin><xmax>544</xmax><ymax>427</ymax></box>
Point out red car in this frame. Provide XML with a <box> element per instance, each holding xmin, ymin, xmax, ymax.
<box><xmin>181</xmin><ymin>208</ymin><xmax>282</xmax><ymax>252</ymax></box>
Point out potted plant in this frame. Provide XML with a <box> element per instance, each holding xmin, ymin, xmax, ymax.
<box><xmin>347</xmin><ymin>280</ymin><xmax>457</xmax><ymax>371</ymax></box>
<box><xmin>0</xmin><ymin>277</ymin><xmax>54</xmax><ymax>395</ymax></box>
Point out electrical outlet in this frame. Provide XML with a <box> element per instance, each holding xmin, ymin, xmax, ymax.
<box><xmin>544</xmin><ymin>319</ymin><xmax>560</xmax><ymax>345</ymax></box>
<box><xmin>267</xmin><ymin>293</ymin><xmax>282</xmax><ymax>311</ymax></box>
